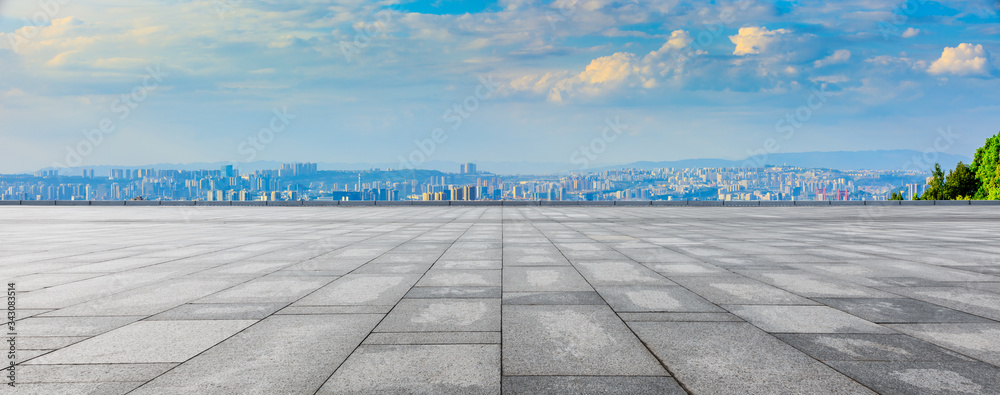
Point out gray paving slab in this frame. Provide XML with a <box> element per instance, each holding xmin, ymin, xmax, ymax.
<box><xmin>11</xmin><ymin>382</ymin><xmax>145</xmax><ymax>395</ymax></box>
<box><xmin>502</xmin><ymin>266</ymin><xmax>593</xmax><ymax>292</ymax></box>
<box><xmin>405</xmin><ymin>286</ymin><xmax>502</xmax><ymax>299</ymax></box>
<box><xmin>374</xmin><ymin>298</ymin><xmax>500</xmax><ymax>332</ymax></box>
<box><xmin>827</xmin><ymin>361</ymin><xmax>1000</xmax><ymax>395</ymax></box>
<box><xmin>502</xmin><ymin>291</ymin><xmax>606</xmax><ymax>305</ymax></box>
<box><xmin>776</xmin><ymin>333</ymin><xmax>974</xmax><ymax>362</ymax></box>
<box><xmin>416</xmin><ymin>270</ymin><xmax>501</xmax><ymax>287</ymax></box>
<box><xmin>816</xmin><ymin>298</ymin><xmax>992</xmax><ymax>323</ymax></box>
<box><xmin>15</xmin><ymin>363</ymin><xmax>176</xmax><ymax>383</ymax></box>
<box><xmin>881</xmin><ymin>287</ymin><xmax>1000</xmax><ymax>321</ymax></box>
<box><xmin>131</xmin><ymin>314</ymin><xmax>383</xmax><ymax>394</ymax></box>
<box><xmin>726</xmin><ymin>305</ymin><xmax>894</xmax><ymax>334</ymax></box>
<box><xmin>572</xmin><ymin>261</ymin><xmax>674</xmax><ymax>286</ymax></box>
<box><xmin>502</xmin><ymin>304</ymin><xmax>667</xmax><ymax>376</ymax></box>
<box><xmin>596</xmin><ymin>285</ymin><xmax>724</xmax><ymax>312</ymax></box>
<box><xmin>671</xmin><ymin>275</ymin><xmax>818</xmax><ymax>305</ymax></box>
<box><xmin>501</xmin><ymin>376</ymin><xmax>686</xmax><ymax>395</ymax></box>
<box><xmin>629</xmin><ymin>321</ymin><xmax>877</xmax><ymax>394</ymax></box>
<box><xmin>317</xmin><ymin>345</ymin><xmax>501</xmax><ymax>394</ymax></box>
<box><xmin>293</xmin><ymin>273</ymin><xmax>421</xmax><ymax>306</ymax></box>
<box><xmin>27</xmin><ymin>320</ymin><xmax>256</xmax><ymax>364</ymax></box>
<box><xmin>889</xmin><ymin>323</ymin><xmax>1000</xmax><ymax>367</ymax></box>
<box><xmin>148</xmin><ymin>302</ymin><xmax>287</xmax><ymax>320</ymax></box>
<box><xmin>363</xmin><ymin>331</ymin><xmax>500</xmax><ymax>345</ymax></box>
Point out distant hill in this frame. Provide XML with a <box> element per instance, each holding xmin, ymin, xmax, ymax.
<box><xmin>589</xmin><ymin>150</ymin><xmax>972</xmax><ymax>173</ymax></box>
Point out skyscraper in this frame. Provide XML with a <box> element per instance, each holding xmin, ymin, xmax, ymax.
<box><xmin>460</xmin><ymin>163</ymin><xmax>477</xmax><ymax>174</ymax></box>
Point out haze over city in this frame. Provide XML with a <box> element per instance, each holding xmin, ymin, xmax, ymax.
<box><xmin>2</xmin><ymin>0</ymin><xmax>999</xmax><ymax>174</ymax></box>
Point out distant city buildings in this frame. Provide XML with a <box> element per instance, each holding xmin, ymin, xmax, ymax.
<box><xmin>1</xmin><ymin>162</ymin><xmax>929</xmax><ymax>202</ymax></box>
<box><xmin>460</xmin><ymin>163</ymin><xmax>477</xmax><ymax>174</ymax></box>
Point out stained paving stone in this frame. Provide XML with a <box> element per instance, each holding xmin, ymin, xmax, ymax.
<box><xmin>727</xmin><ymin>305</ymin><xmax>894</xmax><ymax>333</ymax></box>
<box><xmin>815</xmin><ymin>298</ymin><xmax>992</xmax><ymax>323</ymax></box>
<box><xmin>416</xmin><ymin>270</ymin><xmax>501</xmax><ymax>287</ymax></box>
<box><xmin>501</xmin><ymin>376</ymin><xmax>687</xmax><ymax>395</ymax></box>
<box><xmin>572</xmin><ymin>261</ymin><xmax>674</xmax><ymax>286</ymax></box>
<box><xmin>502</xmin><ymin>291</ymin><xmax>606</xmax><ymax>305</ymax></box>
<box><xmin>147</xmin><ymin>302</ymin><xmax>287</xmax><ymax>320</ymax></box>
<box><xmin>502</xmin><ymin>266</ymin><xmax>593</xmax><ymax>292</ymax></box>
<box><xmin>363</xmin><ymin>331</ymin><xmax>500</xmax><ymax>345</ymax></box>
<box><xmin>618</xmin><ymin>312</ymin><xmax>743</xmax><ymax>322</ymax></box>
<box><xmin>670</xmin><ymin>275</ymin><xmax>818</xmax><ymax>305</ymax></box>
<box><xmin>27</xmin><ymin>320</ymin><xmax>256</xmax><ymax>364</ymax></box>
<box><xmin>888</xmin><ymin>323</ymin><xmax>1000</xmax><ymax>367</ymax></box>
<box><xmin>596</xmin><ymin>285</ymin><xmax>724</xmax><ymax>312</ymax></box>
<box><xmin>629</xmin><ymin>321</ymin><xmax>877</xmax><ymax>394</ymax></box>
<box><xmin>775</xmin><ymin>333</ymin><xmax>973</xmax><ymax>362</ymax></box>
<box><xmin>405</xmin><ymin>286</ymin><xmax>502</xmax><ymax>299</ymax></box>
<box><xmin>131</xmin><ymin>314</ymin><xmax>383</xmax><ymax>394</ymax></box>
<box><xmin>502</xmin><ymin>304</ymin><xmax>667</xmax><ymax>376</ymax></box>
<box><xmin>317</xmin><ymin>345</ymin><xmax>501</xmax><ymax>394</ymax></box>
<box><xmin>15</xmin><ymin>363</ymin><xmax>176</xmax><ymax>383</ymax></box>
<box><xmin>374</xmin><ymin>298</ymin><xmax>501</xmax><ymax>332</ymax></box>
<box><xmin>5</xmin><ymin>206</ymin><xmax>1000</xmax><ymax>393</ymax></box>
<box><xmin>293</xmin><ymin>273</ymin><xmax>421</xmax><ymax>306</ymax></box>
<box><xmin>11</xmin><ymin>382</ymin><xmax>145</xmax><ymax>395</ymax></box>
<box><xmin>827</xmin><ymin>361</ymin><xmax>1000</xmax><ymax>395</ymax></box>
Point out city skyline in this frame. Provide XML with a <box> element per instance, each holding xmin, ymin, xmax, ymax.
<box><xmin>1</xmin><ymin>1</ymin><xmax>999</xmax><ymax>174</ymax></box>
<box><xmin>1</xmin><ymin>160</ymin><xmax>932</xmax><ymax>202</ymax></box>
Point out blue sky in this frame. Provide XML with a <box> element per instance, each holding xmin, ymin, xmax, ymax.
<box><xmin>1</xmin><ymin>0</ymin><xmax>998</xmax><ymax>173</ymax></box>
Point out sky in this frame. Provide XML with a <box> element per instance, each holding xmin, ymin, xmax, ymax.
<box><xmin>1</xmin><ymin>0</ymin><xmax>999</xmax><ymax>173</ymax></box>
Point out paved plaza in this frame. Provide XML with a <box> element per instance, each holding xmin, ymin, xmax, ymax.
<box><xmin>4</xmin><ymin>206</ymin><xmax>1000</xmax><ymax>394</ymax></box>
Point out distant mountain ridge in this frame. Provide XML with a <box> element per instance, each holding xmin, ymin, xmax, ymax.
<box><xmin>590</xmin><ymin>150</ymin><xmax>971</xmax><ymax>173</ymax></box>
<box><xmin>27</xmin><ymin>150</ymin><xmax>970</xmax><ymax>176</ymax></box>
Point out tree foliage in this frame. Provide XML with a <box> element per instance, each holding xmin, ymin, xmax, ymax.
<box><xmin>889</xmin><ymin>191</ymin><xmax>904</xmax><ymax>200</ymax></box>
<box><xmin>944</xmin><ymin>162</ymin><xmax>979</xmax><ymax>200</ymax></box>
<box><xmin>971</xmin><ymin>132</ymin><xmax>1000</xmax><ymax>200</ymax></box>
<box><xmin>921</xmin><ymin>164</ymin><xmax>946</xmax><ymax>200</ymax></box>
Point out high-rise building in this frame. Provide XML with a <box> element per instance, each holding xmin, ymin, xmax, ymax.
<box><xmin>460</xmin><ymin>163</ymin><xmax>477</xmax><ymax>174</ymax></box>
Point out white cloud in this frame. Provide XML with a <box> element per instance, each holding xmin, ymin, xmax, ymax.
<box><xmin>503</xmin><ymin>30</ymin><xmax>693</xmax><ymax>102</ymax></box>
<box><xmin>814</xmin><ymin>49</ymin><xmax>851</xmax><ymax>67</ymax></box>
<box><xmin>928</xmin><ymin>43</ymin><xmax>993</xmax><ymax>77</ymax></box>
<box><xmin>901</xmin><ymin>28</ymin><xmax>920</xmax><ymax>38</ymax></box>
<box><xmin>729</xmin><ymin>26</ymin><xmax>788</xmax><ymax>56</ymax></box>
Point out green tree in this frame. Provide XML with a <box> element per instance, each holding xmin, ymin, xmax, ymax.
<box><xmin>943</xmin><ymin>162</ymin><xmax>979</xmax><ymax>199</ymax></box>
<box><xmin>971</xmin><ymin>132</ymin><xmax>1000</xmax><ymax>200</ymax></box>
<box><xmin>921</xmin><ymin>164</ymin><xmax>946</xmax><ymax>200</ymax></box>
<box><xmin>889</xmin><ymin>191</ymin><xmax>904</xmax><ymax>200</ymax></box>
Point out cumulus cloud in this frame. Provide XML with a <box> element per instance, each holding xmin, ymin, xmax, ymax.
<box><xmin>729</xmin><ymin>26</ymin><xmax>788</xmax><ymax>56</ymax></box>
<box><xmin>814</xmin><ymin>49</ymin><xmax>851</xmax><ymax>67</ymax></box>
<box><xmin>503</xmin><ymin>30</ymin><xmax>692</xmax><ymax>102</ymax></box>
<box><xmin>927</xmin><ymin>43</ymin><xmax>993</xmax><ymax>77</ymax></box>
<box><xmin>901</xmin><ymin>28</ymin><xmax>920</xmax><ymax>38</ymax></box>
